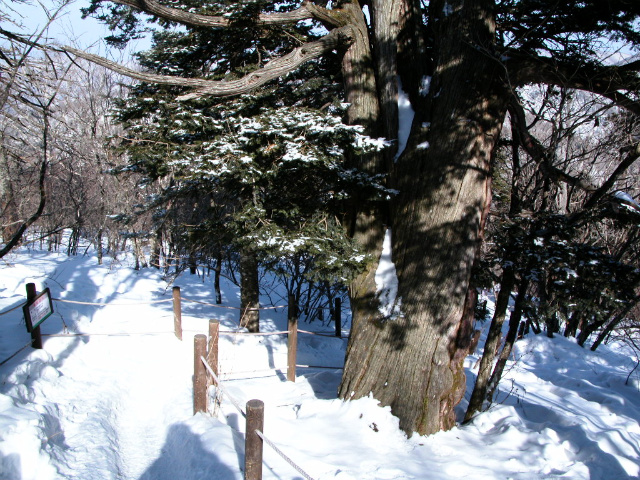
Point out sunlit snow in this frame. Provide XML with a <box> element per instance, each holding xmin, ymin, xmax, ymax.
<box><xmin>374</xmin><ymin>229</ymin><xmax>402</xmax><ymax>319</ymax></box>
<box><xmin>395</xmin><ymin>78</ymin><xmax>415</xmax><ymax>161</ymax></box>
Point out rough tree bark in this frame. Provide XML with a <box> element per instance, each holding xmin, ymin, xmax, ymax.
<box><xmin>463</xmin><ymin>266</ymin><xmax>515</xmax><ymax>422</ymax></box>
<box><xmin>338</xmin><ymin>0</ymin><xmax>509</xmax><ymax>435</ymax></box>
<box><xmin>484</xmin><ymin>278</ymin><xmax>529</xmax><ymax>403</ymax></box>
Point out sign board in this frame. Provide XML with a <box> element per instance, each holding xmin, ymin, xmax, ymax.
<box><xmin>23</xmin><ymin>288</ymin><xmax>54</xmax><ymax>332</ymax></box>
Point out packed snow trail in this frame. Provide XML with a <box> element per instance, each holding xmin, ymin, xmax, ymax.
<box><xmin>0</xmin><ymin>255</ymin><xmax>201</xmax><ymax>480</ymax></box>
<box><xmin>22</xmin><ymin>331</ymin><xmax>194</xmax><ymax>479</ymax></box>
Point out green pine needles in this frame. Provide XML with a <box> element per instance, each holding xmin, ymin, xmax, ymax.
<box><xmin>108</xmin><ymin>5</ymin><xmax>392</xmax><ymax>285</ymax></box>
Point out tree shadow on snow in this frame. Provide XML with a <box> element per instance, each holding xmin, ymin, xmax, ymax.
<box><xmin>297</xmin><ymin>367</ymin><xmax>344</xmax><ymax>400</ymax></box>
<box><xmin>511</xmin><ymin>395</ymin><xmax>636</xmax><ymax>480</ymax></box>
<box><xmin>0</xmin><ymin>452</ymin><xmax>22</xmax><ymax>480</ymax></box>
<box><xmin>139</xmin><ymin>424</ymin><xmax>236</xmax><ymax>480</ymax></box>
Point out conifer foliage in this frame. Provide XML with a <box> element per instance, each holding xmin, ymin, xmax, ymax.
<box><xmin>109</xmin><ymin>1</ymin><xmax>391</xmax><ymax>328</ymax></box>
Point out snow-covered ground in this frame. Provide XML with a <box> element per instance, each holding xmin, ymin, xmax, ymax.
<box><xmin>1</xmin><ymin>246</ymin><xmax>639</xmax><ymax>480</ymax></box>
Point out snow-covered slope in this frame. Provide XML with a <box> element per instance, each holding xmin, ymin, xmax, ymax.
<box><xmin>1</xmin><ymin>247</ymin><xmax>639</xmax><ymax>479</ymax></box>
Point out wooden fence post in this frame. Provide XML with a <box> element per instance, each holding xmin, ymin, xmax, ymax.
<box><xmin>334</xmin><ymin>297</ymin><xmax>342</xmax><ymax>338</ymax></box>
<box><xmin>26</xmin><ymin>283</ymin><xmax>43</xmax><ymax>349</ymax></box>
<box><xmin>193</xmin><ymin>334</ymin><xmax>207</xmax><ymax>414</ymax></box>
<box><xmin>287</xmin><ymin>295</ymin><xmax>298</xmax><ymax>382</ymax></box>
<box><xmin>173</xmin><ymin>286</ymin><xmax>182</xmax><ymax>340</ymax></box>
<box><xmin>207</xmin><ymin>320</ymin><xmax>219</xmax><ymax>387</ymax></box>
<box><xmin>245</xmin><ymin>399</ymin><xmax>264</xmax><ymax>480</ymax></box>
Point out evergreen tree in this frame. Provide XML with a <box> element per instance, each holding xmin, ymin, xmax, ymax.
<box><xmin>110</xmin><ymin>6</ymin><xmax>391</xmax><ymax>330</ymax></box>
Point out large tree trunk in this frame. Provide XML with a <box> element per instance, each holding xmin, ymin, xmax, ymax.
<box><xmin>339</xmin><ymin>0</ymin><xmax>508</xmax><ymax>436</ymax></box>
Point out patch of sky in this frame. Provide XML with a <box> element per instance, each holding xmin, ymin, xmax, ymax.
<box><xmin>443</xmin><ymin>2</ymin><xmax>454</xmax><ymax>17</ymax></box>
<box><xmin>614</xmin><ymin>191</ymin><xmax>640</xmax><ymax>207</ymax></box>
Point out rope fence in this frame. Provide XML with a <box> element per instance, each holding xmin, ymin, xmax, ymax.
<box><xmin>200</xmin><ymin>354</ymin><xmax>246</xmax><ymax>418</ymax></box>
<box><xmin>199</xmin><ymin>352</ymin><xmax>316</xmax><ymax>480</ymax></box>
<box><xmin>1</xmin><ymin>284</ymin><xmax>347</xmax><ymax>372</ymax></box>
<box><xmin>255</xmin><ymin>430</ymin><xmax>315</xmax><ymax>480</ymax></box>
<box><xmin>193</xmin><ymin>305</ymin><xmax>341</xmax><ymax>479</ymax></box>
<box><xmin>0</xmin><ymin>340</ymin><xmax>35</xmax><ymax>367</ymax></box>
<box><xmin>3</xmin><ymin>283</ymin><xmax>339</xmax><ymax>479</ymax></box>
<box><xmin>182</xmin><ymin>297</ymin><xmax>288</xmax><ymax>311</ymax></box>
<box><xmin>52</xmin><ymin>298</ymin><xmax>173</xmax><ymax>306</ymax></box>
<box><xmin>0</xmin><ymin>301</ymin><xmax>27</xmax><ymax>316</ymax></box>
<box><xmin>172</xmin><ymin>288</ymin><xmax>345</xmax><ymax>341</ymax></box>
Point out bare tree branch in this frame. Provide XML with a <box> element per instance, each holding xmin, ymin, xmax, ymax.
<box><xmin>107</xmin><ymin>0</ymin><xmax>344</xmax><ymax>28</ymax></box>
<box><xmin>53</xmin><ymin>26</ymin><xmax>354</xmax><ymax>99</ymax></box>
<box><xmin>509</xmin><ymin>95</ymin><xmax>599</xmax><ymax>192</ymax></box>
<box><xmin>508</xmin><ymin>52</ymin><xmax>640</xmax><ymax>116</ymax></box>
<box><xmin>0</xmin><ymin>145</ymin><xmax>47</xmax><ymax>258</ymax></box>
<box><xmin>583</xmin><ymin>141</ymin><xmax>640</xmax><ymax>210</ymax></box>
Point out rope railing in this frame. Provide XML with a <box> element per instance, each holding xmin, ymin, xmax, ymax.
<box><xmin>42</xmin><ymin>332</ymin><xmax>174</xmax><ymax>337</ymax></box>
<box><xmin>4</xmin><ymin>284</ymin><xmax>346</xmax><ymax>378</ymax></box>
<box><xmin>299</xmin><ymin>329</ymin><xmax>347</xmax><ymax>338</ymax></box>
<box><xmin>0</xmin><ymin>301</ymin><xmax>26</xmax><ymax>316</ymax></box>
<box><xmin>53</xmin><ymin>297</ymin><xmax>173</xmax><ymax>306</ymax></box>
<box><xmin>181</xmin><ymin>297</ymin><xmax>287</xmax><ymax>311</ymax></box>
<box><xmin>7</xmin><ymin>283</ymin><xmax>344</xmax><ymax>337</ymax></box>
<box><xmin>216</xmin><ymin>365</ymin><xmax>343</xmax><ymax>382</ymax></box>
<box><xmin>219</xmin><ymin>330</ymin><xmax>289</xmax><ymax>336</ymax></box>
<box><xmin>0</xmin><ymin>339</ymin><xmax>35</xmax><ymax>366</ymax></box>
<box><xmin>4</xmin><ymin>283</ymin><xmax>333</xmax><ymax>479</ymax></box>
<box><xmin>255</xmin><ymin>430</ymin><xmax>315</xmax><ymax>480</ymax></box>
<box><xmin>199</xmin><ymin>355</ymin><xmax>316</xmax><ymax>480</ymax></box>
<box><xmin>200</xmin><ymin>355</ymin><xmax>246</xmax><ymax>418</ymax></box>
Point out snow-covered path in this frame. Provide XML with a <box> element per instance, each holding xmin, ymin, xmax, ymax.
<box><xmin>0</xmin><ymin>254</ymin><xmax>203</xmax><ymax>479</ymax></box>
<box><xmin>10</xmin><ymin>330</ymin><xmax>194</xmax><ymax>479</ymax></box>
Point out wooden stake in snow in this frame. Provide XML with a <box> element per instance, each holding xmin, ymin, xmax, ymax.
<box><xmin>173</xmin><ymin>286</ymin><xmax>182</xmax><ymax>340</ymax></box>
<box><xmin>245</xmin><ymin>399</ymin><xmax>264</xmax><ymax>480</ymax></box>
<box><xmin>207</xmin><ymin>320</ymin><xmax>219</xmax><ymax>387</ymax></box>
<box><xmin>193</xmin><ymin>334</ymin><xmax>207</xmax><ymax>414</ymax></box>
<box><xmin>287</xmin><ymin>295</ymin><xmax>297</xmax><ymax>382</ymax></box>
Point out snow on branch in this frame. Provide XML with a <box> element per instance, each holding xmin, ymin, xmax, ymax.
<box><xmin>176</xmin><ymin>27</ymin><xmax>354</xmax><ymax>100</ymax></box>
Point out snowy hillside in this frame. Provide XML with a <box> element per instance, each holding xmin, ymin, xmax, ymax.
<box><xmin>1</xmin><ymin>247</ymin><xmax>639</xmax><ymax>479</ymax></box>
